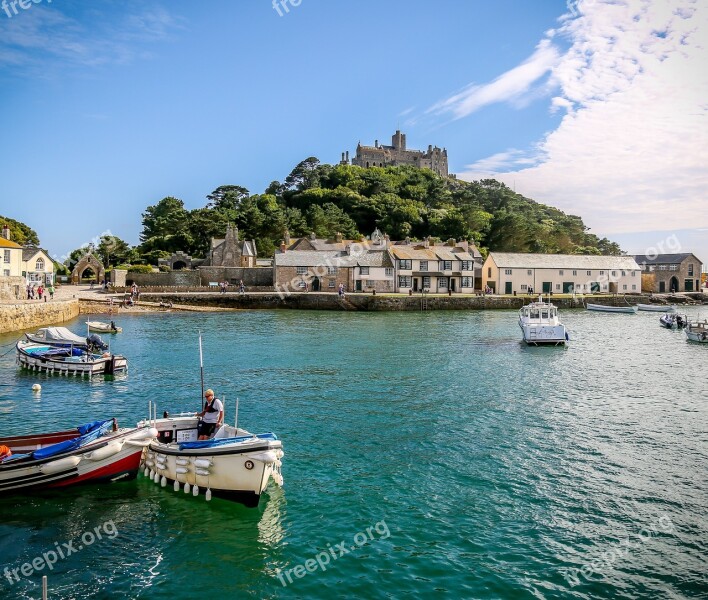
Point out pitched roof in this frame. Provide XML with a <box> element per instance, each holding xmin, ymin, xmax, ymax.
<box><xmin>22</xmin><ymin>247</ymin><xmax>51</xmax><ymax>261</ymax></box>
<box><xmin>633</xmin><ymin>253</ymin><xmax>702</xmax><ymax>266</ymax></box>
<box><xmin>488</xmin><ymin>252</ymin><xmax>641</xmax><ymax>270</ymax></box>
<box><xmin>275</xmin><ymin>250</ymin><xmax>357</xmax><ymax>268</ymax></box>
<box><xmin>0</xmin><ymin>237</ymin><xmax>22</xmax><ymax>249</ymax></box>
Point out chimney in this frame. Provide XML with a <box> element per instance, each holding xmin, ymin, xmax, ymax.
<box><xmin>280</xmin><ymin>241</ymin><xmax>286</xmax><ymax>253</ymax></box>
<box><xmin>310</xmin><ymin>232</ymin><xmax>316</xmax><ymax>240</ymax></box>
<box><xmin>346</xmin><ymin>150</ymin><xmax>349</xmax><ymax>162</ymax></box>
<box><xmin>428</xmin><ymin>236</ymin><xmax>434</xmax><ymax>247</ymax></box>
<box><xmin>335</xmin><ymin>232</ymin><xmax>342</xmax><ymax>243</ymax></box>
<box><xmin>404</xmin><ymin>236</ymin><xmax>411</xmax><ymax>245</ymax></box>
<box><xmin>1</xmin><ymin>224</ymin><xmax>9</xmax><ymax>240</ymax></box>
<box><xmin>341</xmin><ymin>152</ymin><xmax>346</xmax><ymax>162</ymax></box>
<box><xmin>447</xmin><ymin>238</ymin><xmax>456</xmax><ymax>247</ymax></box>
<box><xmin>284</xmin><ymin>229</ymin><xmax>291</xmax><ymax>246</ymax></box>
<box><xmin>375</xmin><ymin>140</ymin><xmax>379</xmax><ymax>148</ymax></box>
<box><xmin>423</xmin><ymin>237</ymin><xmax>429</xmax><ymax>249</ymax></box>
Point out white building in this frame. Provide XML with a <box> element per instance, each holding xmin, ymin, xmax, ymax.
<box><xmin>22</xmin><ymin>247</ymin><xmax>55</xmax><ymax>285</ymax></box>
<box><xmin>482</xmin><ymin>253</ymin><xmax>642</xmax><ymax>295</ymax></box>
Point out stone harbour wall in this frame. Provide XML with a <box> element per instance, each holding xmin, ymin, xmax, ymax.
<box><xmin>0</xmin><ymin>299</ymin><xmax>80</xmax><ymax>334</ymax></box>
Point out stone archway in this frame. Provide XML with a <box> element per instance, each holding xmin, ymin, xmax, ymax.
<box><xmin>71</xmin><ymin>253</ymin><xmax>105</xmax><ymax>285</ymax></box>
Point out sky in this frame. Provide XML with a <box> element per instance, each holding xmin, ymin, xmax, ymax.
<box><xmin>0</xmin><ymin>0</ymin><xmax>706</xmax><ymax>267</ymax></box>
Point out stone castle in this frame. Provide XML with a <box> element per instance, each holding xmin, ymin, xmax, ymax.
<box><xmin>340</xmin><ymin>130</ymin><xmax>449</xmax><ymax>177</ymax></box>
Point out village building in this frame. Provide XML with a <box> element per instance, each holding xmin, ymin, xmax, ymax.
<box><xmin>341</xmin><ymin>130</ymin><xmax>449</xmax><ymax>177</ymax></box>
<box><xmin>1</xmin><ymin>224</ymin><xmax>23</xmax><ymax>278</ymax></box>
<box><xmin>482</xmin><ymin>253</ymin><xmax>642</xmax><ymax>295</ymax></box>
<box><xmin>202</xmin><ymin>224</ymin><xmax>257</xmax><ymax>268</ymax></box>
<box><xmin>22</xmin><ymin>247</ymin><xmax>55</xmax><ymax>285</ymax></box>
<box><xmin>633</xmin><ymin>253</ymin><xmax>703</xmax><ymax>293</ymax></box>
<box><xmin>390</xmin><ymin>238</ymin><xmax>479</xmax><ymax>293</ymax></box>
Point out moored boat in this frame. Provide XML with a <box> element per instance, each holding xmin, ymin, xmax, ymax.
<box><xmin>140</xmin><ymin>414</ymin><xmax>284</xmax><ymax>507</ymax></box>
<box><xmin>659</xmin><ymin>313</ymin><xmax>686</xmax><ymax>329</ymax></box>
<box><xmin>518</xmin><ymin>297</ymin><xmax>568</xmax><ymax>346</ymax></box>
<box><xmin>586</xmin><ymin>303</ymin><xmax>638</xmax><ymax>314</ymax></box>
<box><xmin>25</xmin><ymin>326</ymin><xmax>108</xmax><ymax>351</ymax></box>
<box><xmin>685</xmin><ymin>319</ymin><xmax>708</xmax><ymax>343</ymax></box>
<box><xmin>638</xmin><ymin>304</ymin><xmax>676</xmax><ymax>313</ymax></box>
<box><xmin>16</xmin><ymin>340</ymin><xmax>127</xmax><ymax>376</ymax></box>
<box><xmin>0</xmin><ymin>419</ymin><xmax>156</xmax><ymax>496</ymax></box>
<box><xmin>87</xmin><ymin>320</ymin><xmax>122</xmax><ymax>334</ymax></box>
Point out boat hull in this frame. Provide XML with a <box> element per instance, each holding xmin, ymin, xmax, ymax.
<box><xmin>0</xmin><ymin>427</ymin><xmax>154</xmax><ymax>496</ymax></box>
<box><xmin>586</xmin><ymin>304</ymin><xmax>638</xmax><ymax>313</ymax></box>
<box><xmin>16</xmin><ymin>341</ymin><xmax>127</xmax><ymax>377</ymax></box>
<box><xmin>638</xmin><ymin>304</ymin><xmax>676</xmax><ymax>312</ymax></box>
<box><xmin>519</xmin><ymin>323</ymin><xmax>567</xmax><ymax>346</ymax></box>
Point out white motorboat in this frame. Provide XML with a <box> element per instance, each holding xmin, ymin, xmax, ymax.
<box><xmin>685</xmin><ymin>319</ymin><xmax>708</xmax><ymax>343</ymax></box>
<box><xmin>518</xmin><ymin>298</ymin><xmax>568</xmax><ymax>346</ymax></box>
<box><xmin>638</xmin><ymin>304</ymin><xmax>676</xmax><ymax>313</ymax></box>
<box><xmin>25</xmin><ymin>326</ymin><xmax>108</xmax><ymax>351</ymax></box>
<box><xmin>16</xmin><ymin>340</ymin><xmax>127</xmax><ymax>376</ymax></box>
<box><xmin>586</xmin><ymin>303</ymin><xmax>638</xmax><ymax>314</ymax></box>
<box><xmin>87</xmin><ymin>320</ymin><xmax>122</xmax><ymax>334</ymax></box>
<box><xmin>659</xmin><ymin>313</ymin><xmax>687</xmax><ymax>329</ymax></box>
<box><xmin>140</xmin><ymin>414</ymin><xmax>284</xmax><ymax>507</ymax></box>
<box><xmin>0</xmin><ymin>419</ymin><xmax>155</xmax><ymax>496</ymax></box>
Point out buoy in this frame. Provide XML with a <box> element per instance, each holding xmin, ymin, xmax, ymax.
<box><xmin>192</xmin><ymin>485</ymin><xmax>199</xmax><ymax>497</ymax></box>
<box><xmin>160</xmin><ymin>476</ymin><xmax>167</xmax><ymax>487</ymax></box>
<box><xmin>184</xmin><ymin>483</ymin><xmax>191</xmax><ymax>494</ymax></box>
<box><xmin>32</xmin><ymin>384</ymin><xmax>41</xmax><ymax>392</ymax></box>
<box><xmin>205</xmin><ymin>488</ymin><xmax>212</xmax><ymax>502</ymax></box>
<box><xmin>173</xmin><ymin>480</ymin><xmax>180</xmax><ymax>492</ymax></box>
<box><xmin>143</xmin><ymin>467</ymin><xmax>149</xmax><ymax>477</ymax></box>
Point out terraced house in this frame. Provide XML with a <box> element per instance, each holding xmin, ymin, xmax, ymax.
<box><xmin>633</xmin><ymin>252</ymin><xmax>703</xmax><ymax>293</ymax></box>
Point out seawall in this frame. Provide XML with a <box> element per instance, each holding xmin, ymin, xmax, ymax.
<box><xmin>138</xmin><ymin>293</ymin><xmax>658</xmax><ymax>312</ymax></box>
<box><xmin>0</xmin><ymin>299</ymin><xmax>80</xmax><ymax>334</ymax></box>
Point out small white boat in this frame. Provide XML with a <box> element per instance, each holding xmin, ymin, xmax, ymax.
<box><xmin>87</xmin><ymin>321</ymin><xmax>122</xmax><ymax>334</ymax></box>
<box><xmin>685</xmin><ymin>319</ymin><xmax>708</xmax><ymax>343</ymax></box>
<box><xmin>16</xmin><ymin>340</ymin><xmax>128</xmax><ymax>377</ymax></box>
<box><xmin>518</xmin><ymin>298</ymin><xmax>568</xmax><ymax>346</ymax></box>
<box><xmin>659</xmin><ymin>313</ymin><xmax>686</xmax><ymax>329</ymax></box>
<box><xmin>25</xmin><ymin>326</ymin><xmax>108</xmax><ymax>351</ymax></box>
<box><xmin>638</xmin><ymin>304</ymin><xmax>676</xmax><ymax>313</ymax></box>
<box><xmin>0</xmin><ymin>419</ymin><xmax>155</xmax><ymax>496</ymax></box>
<box><xmin>140</xmin><ymin>414</ymin><xmax>284</xmax><ymax>507</ymax></box>
<box><xmin>586</xmin><ymin>303</ymin><xmax>638</xmax><ymax>314</ymax></box>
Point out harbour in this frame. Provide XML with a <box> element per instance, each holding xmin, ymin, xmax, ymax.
<box><xmin>0</xmin><ymin>308</ymin><xmax>706</xmax><ymax>598</ymax></box>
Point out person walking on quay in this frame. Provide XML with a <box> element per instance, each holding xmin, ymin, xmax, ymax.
<box><xmin>239</xmin><ymin>280</ymin><xmax>245</xmax><ymax>294</ymax></box>
<box><xmin>26</xmin><ymin>283</ymin><xmax>31</xmax><ymax>299</ymax></box>
<box><xmin>48</xmin><ymin>284</ymin><xmax>55</xmax><ymax>300</ymax></box>
<box><xmin>30</xmin><ymin>284</ymin><xmax>36</xmax><ymax>299</ymax></box>
<box><xmin>37</xmin><ymin>284</ymin><xmax>44</xmax><ymax>301</ymax></box>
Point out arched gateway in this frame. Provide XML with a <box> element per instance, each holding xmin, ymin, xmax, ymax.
<box><xmin>71</xmin><ymin>253</ymin><xmax>105</xmax><ymax>284</ymax></box>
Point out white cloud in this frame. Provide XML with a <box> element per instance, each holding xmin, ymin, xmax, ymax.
<box><xmin>428</xmin><ymin>39</ymin><xmax>560</xmax><ymax>119</ymax></box>
<box><xmin>457</xmin><ymin>0</ymin><xmax>708</xmax><ymax>237</ymax></box>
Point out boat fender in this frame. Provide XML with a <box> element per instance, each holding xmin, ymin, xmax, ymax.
<box><xmin>194</xmin><ymin>458</ymin><xmax>211</xmax><ymax>469</ymax></box>
<box><xmin>160</xmin><ymin>476</ymin><xmax>167</xmax><ymax>487</ymax></box>
<box><xmin>196</xmin><ymin>468</ymin><xmax>210</xmax><ymax>477</ymax></box>
<box><xmin>40</xmin><ymin>456</ymin><xmax>81</xmax><ymax>475</ymax></box>
<box><xmin>176</xmin><ymin>458</ymin><xmax>189</xmax><ymax>466</ymax></box>
<box><xmin>173</xmin><ymin>480</ymin><xmax>180</xmax><ymax>492</ymax></box>
<box><xmin>84</xmin><ymin>440</ymin><xmax>124</xmax><ymax>461</ymax></box>
<box><xmin>175</xmin><ymin>467</ymin><xmax>189</xmax><ymax>474</ymax></box>
<box><xmin>192</xmin><ymin>485</ymin><xmax>199</xmax><ymax>496</ymax></box>
<box><xmin>205</xmin><ymin>488</ymin><xmax>212</xmax><ymax>502</ymax></box>
<box><xmin>153</xmin><ymin>472</ymin><xmax>160</xmax><ymax>483</ymax></box>
<box><xmin>184</xmin><ymin>483</ymin><xmax>191</xmax><ymax>494</ymax></box>
<box><xmin>144</xmin><ymin>467</ymin><xmax>150</xmax><ymax>477</ymax></box>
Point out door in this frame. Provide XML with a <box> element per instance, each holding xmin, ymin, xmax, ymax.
<box><xmin>450</xmin><ymin>279</ymin><xmax>456</xmax><ymax>292</ymax></box>
<box><xmin>685</xmin><ymin>279</ymin><xmax>694</xmax><ymax>292</ymax></box>
<box><xmin>659</xmin><ymin>281</ymin><xmax>666</xmax><ymax>293</ymax></box>
<box><xmin>542</xmin><ymin>282</ymin><xmax>552</xmax><ymax>294</ymax></box>
<box><xmin>505</xmin><ymin>281</ymin><xmax>512</xmax><ymax>294</ymax></box>
<box><xmin>412</xmin><ymin>278</ymin><xmax>419</xmax><ymax>292</ymax></box>
<box><xmin>355</xmin><ymin>280</ymin><xmax>362</xmax><ymax>292</ymax></box>
<box><xmin>563</xmin><ymin>282</ymin><xmax>574</xmax><ymax>294</ymax></box>
<box><xmin>670</xmin><ymin>276</ymin><xmax>679</xmax><ymax>292</ymax></box>
<box><xmin>312</xmin><ymin>277</ymin><xmax>320</xmax><ymax>291</ymax></box>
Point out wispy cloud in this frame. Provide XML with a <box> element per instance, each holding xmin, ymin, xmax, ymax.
<box><xmin>427</xmin><ymin>39</ymin><xmax>560</xmax><ymax>120</ymax></box>
<box><xmin>457</xmin><ymin>0</ymin><xmax>708</xmax><ymax>236</ymax></box>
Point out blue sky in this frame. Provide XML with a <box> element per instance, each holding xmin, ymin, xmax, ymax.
<box><xmin>0</xmin><ymin>0</ymin><xmax>706</xmax><ymax>266</ymax></box>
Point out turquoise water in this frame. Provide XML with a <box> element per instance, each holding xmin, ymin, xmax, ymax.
<box><xmin>0</xmin><ymin>308</ymin><xmax>706</xmax><ymax>599</ymax></box>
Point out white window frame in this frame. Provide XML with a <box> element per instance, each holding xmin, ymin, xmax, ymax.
<box><xmin>504</xmin><ymin>269</ymin><xmax>512</xmax><ymax>275</ymax></box>
<box><xmin>296</xmin><ymin>266</ymin><xmax>307</xmax><ymax>275</ymax></box>
<box><xmin>419</xmin><ymin>260</ymin><xmax>428</xmax><ymax>272</ymax></box>
<box><xmin>385</xmin><ymin>267</ymin><xmax>393</xmax><ymax>277</ymax></box>
<box><xmin>438</xmin><ymin>278</ymin><xmax>448</xmax><ymax>289</ymax></box>
<box><xmin>328</xmin><ymin>279</ymin><xmax>335</xmax><ymax>288</ymax></box>
<box><xmin>360</xmin><ymin>266</ymin><xmax>369</xmax><ymax>275</ymax></box>
<box><xmin>422</xmin><ymin>276</ymin><xmax>431</xmax><ymax>289</ymax></box>
<box><xmin>327</xmin><ymin>267</ymin><xmax>337</xmax><ymax>275</ymax></box>
<box><xmin>462</xmin><ymin>276</ymin><xmax>473</xmax><ymax>288</ymax></box>
<box><xmin>398</xmin><ymin>275</ymin><xmax>412</xmax><ymax>288</ymax></box>
<box><xmin>35</xmin><ymin>258</ymin><xmax>45</xmax><ymax>271</ymax></box>
<box><xmin>3</xmin><ymin>250</ymin><xmax>10</xmax><ymax>264</ymax></box>
<box><xmin>398</xmin><ymin>259</ymin><xmax>412</xmax><ymax>270</ymax></box>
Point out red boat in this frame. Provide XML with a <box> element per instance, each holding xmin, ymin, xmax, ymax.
<box><xmin>0</xmin><ymin>419</ymin><xmax>156</xmax><ymax>495</ymax></box>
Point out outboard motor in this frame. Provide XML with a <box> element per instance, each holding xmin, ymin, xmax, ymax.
<box><xmin>86</xmin><ymin>333</ymin><xmax>108</xmax><ymax>352</ymax></box>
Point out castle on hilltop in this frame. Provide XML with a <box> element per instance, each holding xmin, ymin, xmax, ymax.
<box><xmin>340</xmin><ymin>130</ymin><xmax>449</xmax><ymax>177</ymax></box>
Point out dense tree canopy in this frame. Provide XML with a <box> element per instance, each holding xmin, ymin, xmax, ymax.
<box><xmin>0</xmin><ymin>215</ymin><xmax>40</xmax><ymax>246</ymax></box>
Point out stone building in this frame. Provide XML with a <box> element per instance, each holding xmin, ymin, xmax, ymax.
<box><xmin>633</xmin><ymin>253</ymin><xmax>703</xmax><ymax>293</ymax></box>
<box><xmin>202</xmin><ymin>224</ymin><xmax>257</xmax><ymax>268</ymax></box>
<box><xmin>341</xmin><ymin>130</ymin><xmax>449</xmax><ymax>177</ymax></box>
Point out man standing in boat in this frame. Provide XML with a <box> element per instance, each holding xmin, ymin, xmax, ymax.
<box><xmin>197</xmin><ymin>389</ymin><xmax>223</xmax><ymax>440</ymax></box>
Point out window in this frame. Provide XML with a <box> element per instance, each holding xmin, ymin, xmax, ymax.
<box><xmin>438</xmin><ymin>278</ymin><xmax>448</xmax><ymax>289</ymax></box>
<box><xmin>623</xmin><ymin>284</ymin><xmax>627</xmax><ymax>290</ymax></box>
<box><xmin>632</xmin><ymin>285</ymin><xmax>637</xmax><ymax>290</ymax></box>
<box><xmin>461</xmin><ymin>261</ymin><xmax>472</xmax><ymax>271</ymax></box>
<box><xmin>3</xmin><ymin>250</ymin><xmax>10</xmax><ymax>264</ymax></box>
<box><xmin>296</xmin><ymin>266</ymin><xmax>307</xmax><ymax>275</ymax></box>
<box><xmin>419</xmin><ymin>261</ymin><xmax>428</xmax><ymax>272</ymax></box>
<box><xmin>587</xmin><ymin>271</ymin><xmax>592</xmax><ymax>276</ymax></box>
<box><xmin>688</xmin><ymin>264</ymin><xmax>694</xmax><ymax>276</ymax></box>
<box><xmin>35</xmin><ymin>258</ymin><xmax>44</xmax><ymax>271</ymax></box>
<box><xmin>328</xmin><ymin>279</ymin><xmax>335</xmax><ymax>288</ymax></box>
<box><xmin>385</xmin><ymin>268</ymin><xmax>393</xmax><ymax>277</ymax></box>
<box><xmin>2</xmin><ymin>269</ymin><xmax>9</xmax><ymax>277</ymax></box>
<box><xmin>298</xmin><ymin>280</ymin><xmax>306</xmax><ymax>288</ymax></box>
<box><xmin>462</xmin><ymin>277</ymin><xmax>473</xmax><ymax>288</ymax></box>
<box><xmin>572</xmin><ymin>270</ymin><xmax>577</xmax><ymax>276</ymax></box>
<box><xmin>612</xmin><ymin>271</ymin><xmax>617</xmax><ymax>276</ymax></box>
<box><xmin>521</xmin><ymin>284</ymin><xmax>527</xmax><ymax>291</ymax></box>
<box><xmin>600</xmin><ymin>270</ymin><xmax>605</xmax><ymax>275</ymax></box>
<box><xmin>327</xmin><ymin>267</ymin><xmax>337</xmax><ymax>275</ymax></box>
<box><xmin>555</xmin><ymin>284</ymin><xmax>561</xmax><ymax>290</ymax></box>
<box><xmin>559</xmin><ymin>270</ymin><xmax>564</xmax><ymax>275</ymax></box>
<box><xmin>398</xmin><ymin>276</ymin><xmax>411</xmax><ymax>288</ymax></box>
<box><xmin>658</xmin><ymin>265</ymin><xmax>668</xmax><ymax>270</ymax></box>
<box><xmin>527</xmin><ymin>270</ymin><xmax>532</xmax><ymax>276</ymax></box>
<box><xmin>504</xmin><ymin>269</ymin><xmax>512</xmax><ymax>275</ymax></box>
<box><xmin>360</xmin><ymin>266</ymin><xmax>369</xmax><ymax>275</ymax></box>
<box><xmin>488</xmin><ymin>267</ymin><xmax>492</xmax><ymax>277</ymax></box>
<box><xmin>366</xmin><ymin>280</ymin><xmax>374</xmax><ymax>287</ymax></box>
<box><xmin>621</xmin><ymin>270</ymin><xmax>626</xmax><ymax>276</ymax></box>
<box><xmin>399</xmin><ymin>260</ymin><xmax>412</xmax><ymax>270</ymax></box>
<box><xmin>442</xmin><ymin>261</ymin><xmax>452</xmax><ymax>271</ymax></box>
<box><xmin>631</xmin><ymin>271</ymin><xmax>636</xmax><ymax>277</ymax></box>
<box><xmin>576</xmin><ymin>284</ymin><xmax>581</xmax><ymax>289</ymax></box>
<box><xmin>669</xmin><ymin>264</ymin><xmax>678</xmax><ymax>271</ymax></box>
<box><xmin>602</xmin><ymin>284</ymin><xmax>608</xmax><ymax>290</ymax></box>
<box><xmin>422</xmin><ymin>276</ymin><xmax>431</xmax><ymax>289</ymax></box>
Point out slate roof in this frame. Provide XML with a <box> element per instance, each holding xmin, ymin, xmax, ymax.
<box><xmin>488</xmin><ymin>253</ymin><xmax>641</xmax><ymax>270</ymax></box>
<box><xmin>633</xmin><ymin>253</ymin><xmax>702</xmax><ymax>266</ymax></box>
<box><xmin>275</xmin><ymin>249</ymin><xmax>393</xmax><ymax>268</ymax></box>
<box><xmin>22</xmin><ymin>247</ymin><xmax>51</xmax><ymax>261</ymax></box>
